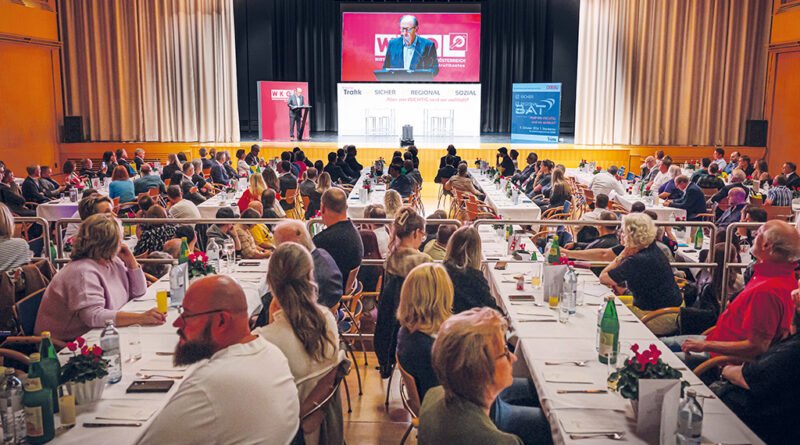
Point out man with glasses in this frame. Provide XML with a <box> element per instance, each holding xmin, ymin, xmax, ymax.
<box><xmin>137</xmin><ymin>275</ymin><xmax>299</xmax><ymax>445</ymax></box>
<box><xmin>382</xmin><ymin>15</ymin><xmax>439</xmax><ymax>78</ymax></box>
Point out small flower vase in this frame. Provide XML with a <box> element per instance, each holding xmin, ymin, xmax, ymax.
<box><xmin>496</xmin><ymin>227</ymin><xmax>505</xmax><ymax>238</ymax></box>
<box><xmin>69</xmin><ymin>378</ymin><xmax>105</xmax><ymax>405</ymax></box>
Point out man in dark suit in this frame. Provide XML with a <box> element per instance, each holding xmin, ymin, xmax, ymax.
<box><xmin>434</xmin><ymin>155</ymin><xmax>458</xmax><ymax>184</ymax></box>
<box><xmin>345</xmin><ymin>145</ymin><xmax>363</xmax><ymax>174</ymax></box>
<box><xmin>245</xmin><ymin>145</ymin><xmax>261</xmax><ymax>167</ymax></box>
<box><xmin>277</xmin><ymin>161</ymin><xmax>298</xmax><ymax>211</ymax></box>
<box><xmin>782</xmin><ymin>162</ymin><xmax>800</xmax><ymax>189</ymax></box>
<box><xmin>439</xmin><ymin>145</ymin><xmax>461</xmax><ymax>169</ymax></box>
<box><xmin>382</xmin><ymin>15</ymin><xmax>439</xmax><ymax>78</ymax></box>
<box><xmin>387</xmin><ymin>163</ymin><xmax>412</xmax><ymax>198</ymax></box>
<box><xmin>209</xmin><ymin>152</ymin><xmax>230</xmax><ymax>185</ymax></box>
<box><xmin>198</xmin><ymin>148</ymin><xmax>213</xmax><ymax>170</ymax></box>
<box><xmin>22</xmin><ymin>165</ymin><xmax>49</xmax><ymax>204</ymax></box>
<box><xmin>287</xmin><ymin>88</ymin><xmax>305</xmax><ymax>140</ymax></box>
<box><xmin>665</xmin><ymin>175</ymin><xmax>707</xmax><ymax>221</ymax></box>
<box><xmin>513</xmin><ymin>152</ymin><xmax>539</xmax><ymax>186</ymax></box>
<box><xmin>497</xmin><ymin>147</ymin><xmax>516</xmax><ymax>177</ymax></box>
<box><xmin>336</xmin><ymin>149</ymin><xmax>357</xmax><ymax>179</ymax></box>
<box><xmin>324</xmin><ymin>152</ymin><xmax>354</xmax><ymax>185</ymax></box>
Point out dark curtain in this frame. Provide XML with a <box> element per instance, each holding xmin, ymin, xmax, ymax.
<box><xmin>235</xmin><ymin>0</ymin><xmax>576</xmax><ymax>134</ymax></box>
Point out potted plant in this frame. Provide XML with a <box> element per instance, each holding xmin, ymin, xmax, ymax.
<box><xmin>579</xmin><ymin>159</ymin><xmax>587</xmax><ymax>169</ymax></box>
<box><xmin>187</xmin><ymin>251</ymin><xmax>216</xmax><ymax>283</ymax></box>
<box><xmin>593</xmin><ymin>166</ymin><xmax>603</xmax><ymax>175</ymax></box>
<box><xmin>609</xmin><ymin>344</ymin><xmax>687</xmax><ymax>415</ymax></box>
<box><xmin>60</xmin><ymin>337</ymin><xmax>108</xmax><ymax>405</ymax></box>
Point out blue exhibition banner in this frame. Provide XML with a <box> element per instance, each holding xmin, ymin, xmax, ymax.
<box><xmin>511</xmin><ymin>83</ymin><xmax>562</xmax><ymax>143</ymax></box>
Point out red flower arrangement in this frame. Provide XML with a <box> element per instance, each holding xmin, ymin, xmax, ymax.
<box><xmin>60</xmin><ymin>336</ymin><xmax>109</xmax><ymax>383</ymax></box>
<box><xmin>188</xmin><ymin>251</ymin><xmax>215</xmax><ymax>278</ymax></box>
<box><xmin>611</xmin><ymin>343</ymin><xmax>687</xmax><ymax>400</ymax></box>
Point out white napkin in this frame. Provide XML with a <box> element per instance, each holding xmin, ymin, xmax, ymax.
<box><xmin>96</xmin><ymin>403</ymin><xmax>158</xmax><ymax>421</ymax></box>
<box><xmin>138</xmin><ymin>357</ymin><xmax>189</xmax><ymax>372</ymax></box>
<box><xmin>543</xmin><ymin>369</ymin><xmax>595</xmax><ymax>384</ymax></box>
<box><xmin>557</xmin><ymin>410</ymin><xmax>627</xmax><ymax>434</ymax></box>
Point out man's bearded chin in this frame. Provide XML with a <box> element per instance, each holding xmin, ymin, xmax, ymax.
<box><xmin>174</xmin><ymin>323</ymin><xmax>216</xmax><ymax>367</ymax></box>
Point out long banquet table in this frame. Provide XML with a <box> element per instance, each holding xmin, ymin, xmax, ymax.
<box><xmin>347</xmin><ymin>168</ymin><xmax>386</xmax><ymax>218</ymax></box>
<box><xmin>476</xmin><ymin>223</ymin><xmax>764</xmax><ymax>445</ymax></box>
<box><xmin>50</xmin><ymin>259</ymin><xmax>268</xmax><ymax>444</ymax></box>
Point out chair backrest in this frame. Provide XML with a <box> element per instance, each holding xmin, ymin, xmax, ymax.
<box><xmin>395</xmin><ymin>355</ymin><xmax>421</xmax><ymax>418</ymax></box>
<box><xmin>765</xmin><ymin>205</ymin><xmax>793</xmax><ymax>221</ymax></box>
<box><xmin>749</xmin><ymin>196</ymin><xmax>763</xmax><ymax>208</ymax></box>
<box><xmin>701</xmin><ymin>188</ymin><xmax>718</xmax><ymax>200</ymax></box>
<box><xmin>112</xmin><ymin>196</ymin><xmax>120</xmax><ymax>206</ymax></box>
<box><xmin>299</xmin><ymin>359</ymin><xmax>351</xmax><ymax>433</ymax></box>
<box><xmin>202</xmin><ymin>168</ymin><xmax>211</xmax><ymax>178</ymax></box>
<box><xmin>13</xmin><ymin>288</ymin><xmax>45</xmax><ymax>336</ymax></box>
<box><xmin>344</xmin><ymin>266</ymin><xmax>360</xmax><ymax>296</ymax></box>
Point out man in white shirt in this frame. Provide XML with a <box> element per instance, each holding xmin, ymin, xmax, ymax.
<box><xmin>711</xmin><ymin>147</ymin><xmax>727</xmax><ymax>171</ymax></box>
<box><xmin>137</xmin><ymin>276</ymin><xmax>299</xmax><ymax>445</ymax></box>
<box><xmin>649</xmin><ymin>156</ymin><xmax>673</xmax><ymax>191</ymax></box>
<box><xmin>589</xmin><ymin>165</ymin><xmax>626</xmax><ymax>198</ymax></box>
<box><xmin>166</xmin><ymin>184</ymin><xmax>201</xmax><ymax>227</ymax></box>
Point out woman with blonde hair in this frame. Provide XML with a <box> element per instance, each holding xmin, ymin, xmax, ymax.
<box><xmin>536</xmin><ymin>168</ymin><xmax>571</xmax><ymax>211</ymax></box>
<box><xmin>305</xmin><ymin>171</ymin><xmax>330</xmax><ymax>219</ymax></box>
<box><xmin>34</xmin><ymin>214</ymin><xmax>166</xmax><ymax>340</ymax></box>
<box><xmin>237</xmin><ymin>173</ymin><xmax>268</xmax><ymax>214</ymax></box>
<box><xmin>383</xmin><ymin>189</ymin><xmax>403</xmax><ymax>219</ymax></box>
<box><xmin>599</xmin><ymin>212</ymin><xmax>682</xmax><ymax>314</ymax></box>
<box><xmin>257</xmin><ymin>242</ymin><xmax>342</xmax><ymax>444</ymax></box>
<box><xmin>396</xmin><ymin>263</ymin><xmax>454</xmax><ymax>399</ymax></box>
<box><xmin>0</xmin><ymin>203</ymin><xmax>32</xmax><ymax>272</ymax></box>
<box><xmin>444</xmin><ymin>226</ymin><xmax>502</xmax><ymax>314</ymax></box>
<box><xmin>375</xmin><ymin>206</ymin><xmax>431</xmax><ymax>377</ymax></box>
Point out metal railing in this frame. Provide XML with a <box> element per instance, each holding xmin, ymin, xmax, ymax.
<box><xmin>720</xmin><ymin>221</ymin><xmax>765</xmax><ymax>309</ymax></box>
<box><xmin>15</xmin><ymin>216</ymin><xmax>51</xmax><ymax>262</ymax></box>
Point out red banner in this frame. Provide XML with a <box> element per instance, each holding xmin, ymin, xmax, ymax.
<box><xmin>257</xmin><ymin>81</ymin><xmax>309</xmax><ymax>141</ymax></box>
<box><xmin>341</xmin><ymin>12</ymin><xmax>481</xmax><ymax>82</ymax></box>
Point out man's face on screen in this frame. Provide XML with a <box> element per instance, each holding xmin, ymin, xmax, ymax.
<box><xmin>400</xmin><ymin>18</ymin><xmax>417</xmax><ymax>45</ymax></box>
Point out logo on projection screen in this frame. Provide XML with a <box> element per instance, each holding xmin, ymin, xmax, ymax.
<box><xmin>270</xmin><ymin>89</ymin><xmax>294</xmax><ymax>100</ymax></box>
<box><xmin>373</xmin><ymin>34</ymin><xmax>467</xmax><ymax>58</ymax></box>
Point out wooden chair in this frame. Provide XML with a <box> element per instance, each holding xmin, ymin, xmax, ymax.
<box><xmin>765</xmin><ymin>205</ymin><xmax>793</xmax><ymax>221</ymax></box>
<box><xmin>396</xmin><ymin>355</ymin><xmax>421</xmax><ymax>445</ymax></box>
<box><xmin>749</xmin><ymin>196</ymin><xmax>763</xmax><ymax>208</ymax></box>
<box><xmin>282</xmin><ymin>188</ymin><xmax>303</xmax><ymax>220</ymax></box>
<box><xmin>298</xmin><ymin>359</ymin><xmax>351</xmax><ymax>438</ymax></box>
<box><xmin>13</xmin><ymin>288</ymin><xmax>45</xmax><ymax>336</ymax></box>
<box><xmin>700</xmin><ymin>188</ymin><xmax>718</xmax><ymax>201</ymax></box>
<box><xmin>334</xmin><ymin>267</ymin><xmax>364</xmax><ymax>403</ymax></box>
<box><xmin>202</xmin><ymin>168</ymin><xmax>211</xmax><ymax>179</ymax></box>
<box><xmin>692</xmin><ymin>355</ymin><xmax>743</xmax><ymax>377</ymax></box>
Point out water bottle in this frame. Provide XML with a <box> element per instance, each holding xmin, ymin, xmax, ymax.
<box><xmin>565</xmin><ymin>263</ymin><xmax>578</xmax><ymax>315</ymax></box>
<box><xmin>206</xmin><ymin>238</ymin><xmax>221</xmax><ymax>273</ymax></box>
<box><xmin>170</xmin><ymin>264</ymin><xmax>187</xmax><ymax>308</ymax></box>
<box><xmin>595</xmin><ymin>303</ymin><xmax>604</xmax><ymax>352</ymax></box>
<box><xmin>100</xmin><ymin>320</ymin><xmax>122</xmax><ymax>384</ymax></box>
<box><xmin>677</xmin><ymin>389</ymin><xmax>703</xmax><ymax>445</ymax></box>
<box><xmin>1</xmin><ymin>367</ymin><xmax>24</xmax><ymax>444</ymax></box>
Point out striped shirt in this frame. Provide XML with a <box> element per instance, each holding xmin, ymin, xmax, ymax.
<box><xmin>767</xmin><ymin>186</ymin><xmax>793</xmax><ymax>207</ymax></box>
<box><xmin>0</xmin><ymin>238</ymin><xmax>32</xmax><ymax>272</ymax></box>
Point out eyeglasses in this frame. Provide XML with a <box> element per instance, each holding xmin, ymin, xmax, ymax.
<box><xmin>495</xmin><ymin>344</ymin><xmax>513</xmax><ymax>362</ymax></box>
<box><xmin>177</xmin><ymin>306</ymin><xmax>225</xmax><ymax>321</ymax></box>
<box><xmin>400</xmin><ymin>26</ymin><xmax>417</xmax><ymax>32</ymax></box>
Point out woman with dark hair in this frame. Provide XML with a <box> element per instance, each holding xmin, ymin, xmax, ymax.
<box><xmin>256</xmin><ymin>242</ymin><xmax>341</xmax><ymax>444</ymax></box>
<box><xmin>314</xmin><ymin>160</ymin><xmax>324</xmax><ymax>174</ymax></box>
<box><xmin>134</xmin><ymin>206</ymin><xmax>176</xmax><ymax>256</ymax></box>
<box><xmin>102</xmin><ymin>150</ymin><xmax>118</xmax><ymax>179</ymax></box>
<box><xmin>293</xmin><ymin>151</ymin><xmax>307</xmax><ymax>177</ymax></box>
<box><xmin>374</xmin><ymin>206</ymin><xmax>431</xmax><ymax>377</ymax></box>
<box><xmin>236</xmin><ymin>148</ymin><xmax>250</xmax><ymax>177</ymax></box>
<box><xmin>62</xmin><ymin>160</ymin><xmax>81</xmax><ymax>186</ymax></box>
<box><xmin>109</xmin><ymin>165</ymin><xmax>135</xmax><ymax>203</ymax></box>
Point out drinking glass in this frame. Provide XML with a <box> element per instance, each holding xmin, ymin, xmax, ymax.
<box><xmin>125</xmin><ymin>324</ymin><xmax>142</xmax><ymax>363</ymax></box>
<box><xmin>606</xmin><ymin>351</ymin><xmax>627</xmax><ymax>391</ymax></box>
<box><xmin>558</xmin><ymin>297</ymin><xmax>570</xmax><ymax>323</ymax></box>
<box><xmin>223</xmin><ymin>239</ymin><xmax>236</xmax><ymax>272</ymax></box>
<box><xmin>576</xmin><ymin>279</ymin><xmax>586</xmax><ymax>306</ymax></box>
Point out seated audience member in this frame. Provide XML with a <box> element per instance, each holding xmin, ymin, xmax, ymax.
<box><xmin>360</xmin><ymin>205</ymin><xmax>388</xmax><ymax>258</ymax></box>
<box><xmin>299</xmin><ymin>167</ymin><xmax>317</xmax><ymax>197</ymax></box>
<box><xmin>244</xmin><ymin>205</ymin><xmax>273</xmax><ymax>250</ymax></box>
<box><xmin>209</xmin><ymin>151</ymin><xmax>230</xmax><ymax>185</ymax></box>
<box><xmin>134</xmin><ymin>164</ymin><xmax>166</xmax><ymax>195</ymax></box>
<box><xmin>446</xmin><ymin>163</ymin><xmax>485</xmax><ymax>200</ymax></box>
<box><xmin>575</xmin><ymin>193</ymin><xmax>611</xmax><ymax>243</ymax></box>
<box><xmin>405</xmin><ymin>159</ymin><xmax>423</xmax><ymax>187</ymax></box>
<box><xmin>22</xmin><ymin>165</ymin><xmax>50</xmax><ymax>204</ymax></box>
<box><xmin>782</xmin><ymin>161</ymin><xmax>800</xmax><ymax>189</ymax></box>
<box><xmin>324</xmin><ymin>152</ymin><xmax>354</xmax><ymax>185</ymax></box>
<box><xmin>374</xmin><ymin>207</ymin><xmax>431</xmax><ymax>378</ymax></box>
<box><xmin>574</xmin><ymin>212</ymin><xmax>621</xmax><ymax>276</ymax></box>
<box><xmin>160</xmin><ymin>153</ymin><xmax>179</xmax><ymax>181</ymax></box>
<box><xmin>738</xmin><ymin>155</ymin><xmax>755</xmax><ymax>177</ymax></box>
<box><xmin>0</xmin><ymin>169</ymin><xmax>35</xmax><ymax>216</ymax></box>
<box><xmin>755</xmin><ymin>159</ymin><xmax>772</xmax><ymax>184</ymax></box>
<box><xmin>335</xmin><ymin>149</ymin><xmax>357</xmax><ymax>180</ymax></box>
<box><xmin>260</xmin><ymin>189</ymin><xmax>282</xmax><ymax>220</ymax></box>
<box><xmin>439</xmin><ymin>145</ymin><xmax>461</xmax><ymax>169</ymax></box>
<box><xmin>274</xmin><ymin>220</ymin><xmax>342</xmax><ymax>308</ymax></box>
<box><xmin>537</xmin><ymin>170</ymin><xmax>571</xmax><ymax>211</ymax></box>
<box><xmin>237</xmin><ymin>173</ymin><xmax>268</xmax><ymax>214</ymax></box>
<box><xmin>525</xmin><ymin>160</ymin><xmax>553</xmax><ymax>197</ymax></box>
<box><xmin>137</xmin><ymin>276</ymin><xmax>299</xmax><ymax>445</ymax></box>
<box><xmin>35</xmin><ymin>214</ymin><xmax>165</xmax><ymax>339</ymax></box>
<box><xmin>663</xmin><ymin>220</ymin><xmax>800</xmax><ymax>368</ymax></box>
<box><xmin>712</xmin><ymin>291</ymin><xmax>800</xmax><ymax>445</ymax></box>
<box><xmin>205</xmin><ymin>207</ymin><xmax>241</xmax><ymax>252</ymax></box>
<box><xmin>384</xmin><ymin>189</ymin><xmax>403</xmax><ymax>219</ymax></box>
<box><xmin>235</xmin><ymin>209</ymin><xmax>271</xmax><ymax>259</ymax></box>
<box><xmin>765</xmin><ymin>174</ymin><xmax>793</xmax><ymax>206</ymax></box>
<box><xmin>689</xmin><ymin>157</ymin><xmax>712</xmax><ymax>183</ymax></box>
<box><xmin>0</xmin><ymin>203</ymin><xmax>32</xmax><ymax>272</ymax></box>
<box><xmin>39</xmin><ymin>165</ymin><xmax>66</xmax><ymax>198</ymax></box>
<box><xmin>244</xmin><ymin>145</ymin><xmax>261</xmax><ymax>167</ymax></box>
<box><xmin>696</xmin><ymin>163</ymin><xmax>725</xmax><ymax>190</ymax></box>
<box><xmin>589</xmin><ymin>165</ymin><xmax>626</xmax><ymax>198</ymax></box>
<box><xmin>435</xmin><ymin>155</ymin><xmax>458</xmax><ymax>184</ymax></box>
<box><xmin>630</xmin><ymin>201</ymin><xmax>646</xmax><ymax>213</ymax></box>
<box><xmin>497</xmin><ymin>147</ymin><xmax>516</xmax><ymax>177</ymax></box>
<box><xmin>312</xmin><ymin>188</ymin><xmax>364</xmax><ymax>291</ymax></box>
<box><xmin>657</xmin><ymin>165</ymin><xmax>683</xmax><ymax>200</ymax></box>
<box><xmin>115</xmin><ymin>148</ymin><xmax>135</xmax><ymax>176</ymax></box>
<box><xmin>396</xmin><ymin>263</ymin><xmax>454</xmax><ymax>400</ymax></box>
<box><xmin>262</xmin><ymin>164</ymin><xmax>280</xmax><ymax>192</ymax></box>
<box><xmin>277</xmin><ymin>160</ymin><xmax>298</xmax><ymax>210</ymax></box>
<box><xmin>133</xmin><ymin>206</ymin><xmax>176</xmax><ymax>256</ymax></box>
<box><xmin>304</xmin><ymin>171</ymin><xmax>329</xmax><ymax>219</ymax></box>
<box><xmin>235</xmin><ymin>148</ymin><xmax>249</xmax><ymax>177</ymax></box>
<box><xmin>444</xmin><ymin>226</ymin><xmax>503</xmax><ymax>314</ymax></box>
<box><xmin>665</xmin><ymin>175</ymin><xmax>707</xmax><ymax>221</ymax></box>
<box><xmin>423</xmin><ymin>223</ymin><xmax>456</xmax><ymax>261</ymax></box>
<box><xmin>387</xmin><ymin>163</ymin><xmax>413</xmax><ymax>198</ymax></box>
<box><xmin>256</xmin><ymin>243</ymin><xmax>342</xmax><ymax>445</ymax></box>
<box><xmin>222</xmin><ymin>151</ymin><xmax>238</xmax><ymax>179</ymax></box>
<box><xmin>167</xmin><ymin>225</ymin><xmax>198</xmax><ymax>258</ymax></box>
<box><xmin>716</xmin><ymin>187</ymin><xmax>747</xmax><ymax>232</ymax></box>
<box><xmin>293</xmin><ymin>151</ymin><xmax>308</xmax><ymax>178</ymax></box>
<box><xmin>79</xmin><ymin>158</ymin><xmax>96</xmax><ymax>178</ymax></box>
<box><xmin>132</xmin><ymin>148</ymin><xmax>146</xmax><ymax>172</ymax></box>
<box><xmin>641</xmin><ymin>156</ymin><xmax>658</xmax><ymax>183</ymax></box>
<box><xmin>180</xmin><ymin>181</ymin><xmax>206</xmax><ymax>206</ymax></box>
<box><xmin>419</xmin><ymin>308</ymin><xmax>551</xmax><ymax>445</ymax></box>
<box><xmin>141</xmin><ymin>251</ymin><xmax>172</xmax><ymax>280</ymax></box>
<box><xmin>711</xmin><ymin>168</ymin><xmax>748</xmax><ymax>208</ymax></box>
<box><xmin>420</xmin><ymin>209</ymin><xmax>448</xmax><ymax>251</ymax></box>
<box><xmin>166</xmin><ymin>185</ymin><xmax>201</xmax><ymax>225</ymax></box>
<box><xmin>512</xmin><ymin>152</ymin><xmax>538</xmax><ymax>186</ymax></box>
<box><xmin>648</xmin><ymin>156</ymin><xmax>673</xmax><ymax>191</ymax></box>
<box><xmin>345</xmin><ymin>145</ymin><xmax>363</xmax><ymax>174</ymax></box>
<box><xmin>599</xmin><ymin>213</ymin><xmax>682</xmax><ymax>317</ymax></box>
<box><xmin>314</xmin><ymin>160</ymin><xmax>324</xmax><ymax>175</ymax></box>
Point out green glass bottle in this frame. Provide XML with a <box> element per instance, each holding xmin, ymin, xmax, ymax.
<box><xmin>693</xmin><ymin>226</ymin><xmax>704</xmax><ymax>250</ymax></box>
<box><xmin>178</xmin><ymin>237</ymin><xmax>190</xmax><ymax>264</ymax></box>
<box><xmin>22</xmin><ymin>354</ymin><xmax>54</xmax><ymax>444</ymax></box>
<box><xmin>38</xmin><ymin>332</ymin><xmax>60</xmax><ymax>414</ymax></box>
<box><xmin>547</xmin><ymin>236</ymin><xmax>560</xmax><ymax>263</ymax></box>
<box><xmin>598</xmin><ymin>296</ymin><xmax>620</xmax><ymax>365</ymax></box>
<box><xmin>48</xmin><ymin>242</ymin><xmax>56</xmax><ymax>265</ymax></box>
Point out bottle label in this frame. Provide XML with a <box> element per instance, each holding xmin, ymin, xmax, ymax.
<box><xmin>599</xmin><ymin>333</ymin><xmax>616</xmax><ymax>358</ymax></box>
<box><xmin>23</xmin><ymin>378</ymin><xmax>42</xmax><ymax>392</ymax></box>
<box><xmin>24</xmin><ymin>406</ymin><xmax>43</xmax><ymax>437</ymax></box>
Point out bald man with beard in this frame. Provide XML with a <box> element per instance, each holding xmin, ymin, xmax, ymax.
<box><xmin>137</xmin><ymin>276</ymin><xmax>299</xmax><ymax>445</ymax></box>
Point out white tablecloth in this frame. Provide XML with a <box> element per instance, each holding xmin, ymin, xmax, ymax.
<box><xmin>347</xmin><ymin>168</ymin><xmax>385</xmax><ymax>218</ymax></box>
<box><xmin>197</xmin><ymin>189</ymin><xmax>243</xmax><ymax>218</ymax></box>
<box><xmin>471</xmin><ymin>170</ymin><xmax>542</xmax><ymax>221</ymax></box>
<box><xmin>476</xmin><ymin>225</ymin><xmax>764</xmax><ymax>445</ymax></box>
<box><xmin>37</xmin><ymin>198</ymin><xmax>81</xmax><ymax>222</ymax></box>
<box><xmin>50</xmin><ymin>260</ymin><xmax>268</xmax><ymax>444</ymax></box>
<box><xmin>612</xmin><ymin>193</ymin><xmax>686</xmax><ymax>221</ymax></box>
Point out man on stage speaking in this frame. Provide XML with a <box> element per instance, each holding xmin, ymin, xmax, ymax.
<box><xmin>382</xmin><ymin>15</ymin><xmax>439</xmax><ymax>78</ymax></box>
<box><xmin>287</xmin><ymin>87</ymin><xmax>305</xmax><ymax>141</ymax></box>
